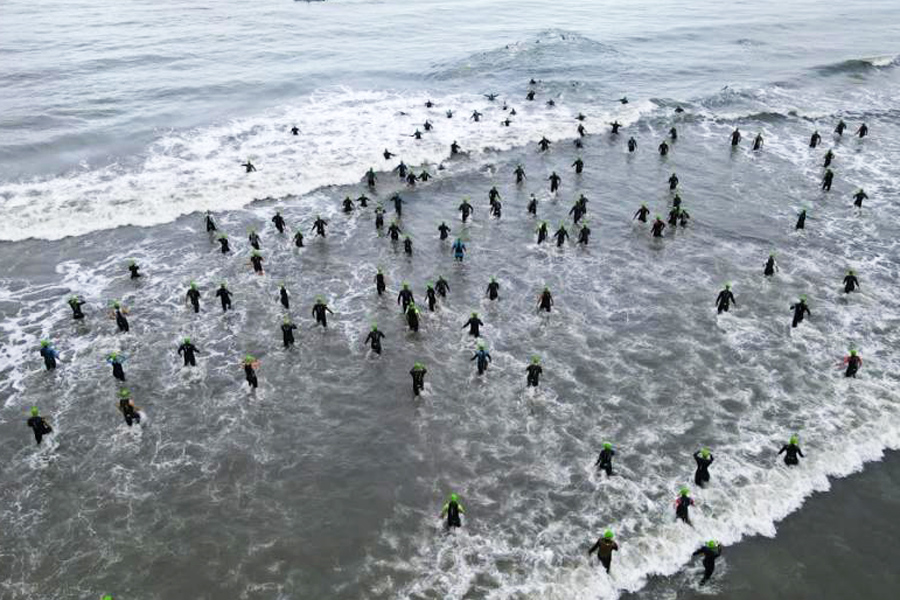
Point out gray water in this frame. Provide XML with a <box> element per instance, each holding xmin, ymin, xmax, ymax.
<box><xmin>1</xmin><ymin>1</ymin><xmax>900</xmax><ymax>599</ymax></box>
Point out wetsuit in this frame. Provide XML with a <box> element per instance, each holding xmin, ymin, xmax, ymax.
<box><xmin>843</xmin><ymin>273</ymin><xmax>859</xmax><ymax>293</ymax></box>
<box><xmin>527</xmin><ymin>196</ymin><xmax>538</xmax><ymax>215</ymax></box>
<box><xmin>730</xmin><ymin>130</ymin><xmax>741</xmax><ymax>146</ymax></box>
<box><xmin>452</xmin><ymin>239</ymin><xmax>466</xmax><ymax>262</ymax></box>
<box><xmin>611</xmin><ymin>122</ymin><xmax>621</xmax><ymax>134</ymax></box>
<box><xmin>753</xmin><ymin>133</ymin><xmax>764</xmax><ymax>150</ymax></box>
<box><xmin>357</xmin><ymin>194</ymin><xmax>369</xmax><ymax>207</ymax></box>
<box><xmin>186</xmin><ymin>288</ymin><xmax>201</xmax><ymax>313</ymax></box>
<box><xmin>790</xmin><ymin>300</ymin><xmax>810</xmax><ymax>327</ymax></box>
<box><xmin>588</xmin><ymin>538</ymin><xmax>619</xmax><ymax>573</ymax></box>
<box><xmin>554</xmin><ymin>226</ymin><xmax>569</xmax><ymax>247</ymax></box>
<box><xmin>108</xmin><ymin>356</ymin><xmax>126</xmax><ymax>381</ymax></box>
<box><xmin>514</xmin><ymin>165</ymin><xmax>526</xmax><ymax>184</ymax></box>
<box><xmin>796</xmin><ymin>210</ymin><xmax>807</xmax><ymax>230</ymax></box>
<box><xmin>715</xmin><ymin>288</ymin><xmax>736</xmax><ymax>314</ymax></box>
<box><xmin>177</xmin><ymin>342</ymin><xmax>199</xmax><ymax>366</ymax></box>
<box><xmin>312</xmin><ymin>218</ymin><xmax>328</xmax><ymax>237</ymax></box>
<box><xmin>809</xmin><ymin>131</ymin><xmax>821</xmax><ymax>148</ymax></box>
<box><xmin>281</xmin><ymin>322</ymin><xmax>297</xmax><ymax>348</ymax></box>
<box><xmin>658</xmin><ymin>141</ymin><xmax>669</xmax><ymax>156</ymax></box>
<box><xmin>216</xmin><ymin>286</ymin><xmax>233</xmax><ymax>312</ymax></box>
<box><xmin>675</xmin><ymin>495</ymin><xmax>694</xmax><ymax>524</ymax></box>
<box><xmin>678</xmin><ymin>209</ymin><xmax>691</xmax><ymax>227</ymax></box>
<box><xmin>250</xmin><ymin>254</ymin><xmax>264</xmax><ymax>274</ymax></box>
<box><xmin>114</xmin><ymin>308</ymin><xmax>129</xmax><ymax>332</ymax></box>
<box><xmin>291</xmin><ymin>126</ymin><xmax>299</xmax><ymax>135</ymax></box>
<box><xmin>458</xmin><ymin>200</ymin><xmax>474</xmax><ymax>223</ymax></box>
<box><xmin>538</xmin><ymin>137</ymin><xmax>551</xmax><ymax>151</ymax></box>
<box><xmin>312</xmin><ymin>302</ymin><xmax>333</xmax><ymax>327</ymax></box>
<box><xmin>435</xmin><ymin>277</ymin><xmax>450</xmax><ymax>297</ymax></box>
<box><xmin>764</xmin><ymin>256</ymin><xmax>777</xmax><ymax>276</ymax></box>
<box><xmin>526</xmin><ymin>90</ymin><xmax>535</xmax><ymax>101</ymax></box>
<box><xmin>856</xmin><ymin>123</ymin><xmax>868</xmax><ymax>138</ymax></box>
<box><xmin>119</xmin><ymin>398</ymin><xmax>141</xmax><ymax>427</ymax></box>
<box><xmin>835</xmin><ymin>120</ymin><xmax>847</xmax><ymax>136</ymax></box>
<box><xmin>471</xmin><ymin>110</ymin><xmax>482</xmax><ymax>122</ymax></box>
<box><xmin>69</xmin><ymin>298</ymin><xmax>86</xmax><ymax>320</ymax></box>
<box><xmin>464</xmin><ymin>316</ymin><xmax>483</xmax><ymax>337</ymax></box>
<box><xmin>405</xmin><ymin>172</ymin><xmax>417</xmax><ymax>187</ymax></box>
<box><xmin>411</xmin><ymin>366</ymin><xmax>427</xmax><ymax>395</ymax></box>
<box><xmin>668</xmin><ymin>207</ymin><xmax>680</xmax><ymax>227</ymax></box>
<box><xmin>844</xmin><ymin>354</ymin><xmax>862</xmax><ymax>378</ymax></box>
<box><xmin>279</xmin><ymin>287</ymin><xmax>290</xmax><ymax>309</ymax></box>
<box><xmin>205</xmin><ymin>213</ymin><xmax>217</xmax><ymax>232</ymax></box>
<box><xmin>438</xmin><ymin>222</ymin><xmax>451</xmax><ymax>240</ymax></box>
<box><xmin>778</xmin><ymin>443</ymin><xmax>804</xmax><ymax>465</ymax></box>
<box><xmin>627</xmin><ymin>137</ymin><xmax>637</xmax><ymax>152</ymax></box>
<box><xmin>852</xmin><ymin>190</ymin><xmax>868</xmax><ymax>208</ymax></box>
<box><xmin>425</xmin><ymin>286</ymin><xmax>437</xmax><ymax>311</ymax></box>
<box><xmin>249</xmin><ymin>232</ymin><xmax>261</xmax><ymax>250</ymax></box>
<box><xmin>375</xmin><ymin>272</ymin><xmax>386</xmax><ymax>296</ymax></box>
<box><xmin>398</xmin><ymin>288</ymin><xmax>414</xmax><ymax>312</ymax></box>
<box><xmin>576</xmin><ymin>223</ymin><xmax>592</xmax><ymax>245</ymax></box>
<box><xmin>27</xmin><ymin>416</ymin><xmax>52</xmax><ymax>444</ymax></box>
<box><xmin>538</xmin><ymin>290</ymin><xmax>553</xmax><ymax>312</ymax></box>
<box><xmin>244</xmin><ymin>363</ymin><xmax>258</xmax><ymax>389</ymax></box>
<box><xmin>128</xmin><ymin>264</ymin><xmax>141</xmax><ymax>279</ymax></box>
<box><xmin>822</xmin><ymin>169</ymin><xmax>834</xmax><ymax>191</ymax></box>
<box><xmin>365</xmin><ymin>329</ymin><xmax>385</xmax><ymax>354</ymax></box>
<box><xmin>375</xmin><ymin>208</ymin><xmax>384</xmax><ymax>230</ymax></box>
<box><xmin>40</xmin><ymin>346</ymin><xmax>59</xmax><ymax>370</ymax></box>
<box><xmin>441</xmin><ymin>499</ymin><xmax>463</xmax><ymax>527</ymax></box>
<box><xmin>536</xmin><ymin>223</ymin><xmax>549</xmax><ymax>244</ymax></box>
<box><xmin>343</xmin><ymin>197</ymin><xmax>355</xmax><ymax>212</ymax></box>
<box><xmin>595</xmin><ymin>448</ymin><xmax>615</xmax><ymax>476</ymax></box>
<box><xmin>570</xmin><ymin>203</ymin><xmax>584</xmax><ymax>224</ymax></box>
<box><xmin>405</xmin><ymin>304</ymin><xmax>420</xmax><ymax>331</ymax></box>
<box><xmin>471</xmin><ymin>348</ymin><xmax>492</xmax><ymax>374</ymax></box>
<box><xmin>672</xmin><ymin>194</ymin><xmax>682</xmax><ymax>208</ymax></box>
<box><xmin>693</xmin><ymin>451</ymin><xmax>714</xmax><ymax>487</ymax></box>
<box><xmin>486</xmin><ymin>281</ymin><xmax>500</xmax><ymax>300</ymax></box>
<box><xmin>823</xmin><ymin>150</ymin><xmax>834</xmax><ymax>168</ymax></box>
<box><xmin>218</xmin><ymin>237</ymin><xmax>231</xmax><ymax>253</ymax></box>
<box><xmin>366</xmin><ymin>168</ymin><xmax>377</xmax><ymax>187</ymax></box>
<box><xmin>651</xmin><ymin>219</ymin><xmax>665</xmax><ymax>237</ymax></box>
<box><xmin>634</xmin><ymin>206</ymin><xmax>650</xmax><ymax>222</ymax></box>
<box><xmin>670</xmin><ymin>126</ymin><xmax>678</xmax><ymax>140</ymax></box>
<box><xmin>388</xmin><ymin>222</ymin><xmax>402</xmax><ymax>241</ymax></box>
<box><xmin>693</xmin><ymin>545</ymin><xmax>721</xmax><ymax>583</ymax></box>
<box><xmin>526</xmin><ymin>363</ymin><xmax>542</xmax><ymax>387</ymax></box>
<box><xmin>272</xmin><ymin>213</ymin><xmax>286</xmax><ymax>233</ymax></box>
<box><xmin>489</xmin><ymin>200</ymin><xmax>501</xmax><ymax>218</ymax></box>
<box><xmin>668</xmin><ymin>173</ymin><xmax>679</xmax><ymax>190</ymax></box>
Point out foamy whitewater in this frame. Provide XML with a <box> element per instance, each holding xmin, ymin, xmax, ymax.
<box><xmin>1</xmin><ymin>1</ymin><xmax>899</xmax><ymax>599</ymax></box>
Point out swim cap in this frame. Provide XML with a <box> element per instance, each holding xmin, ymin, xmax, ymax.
<box><xmin>532</xmin><ymin>355</ymin><xmax>540</xmax><ymax>364</ymax></box>
<box><xmin>31</xmin><ymin>406</ymin><xmax>39</xmax><ymax>416</ymax></box>
<box><xmin>316</xmin><ymin>296</ymin><xmax>324</xmax><ymax>302</ymax></box>
<box><xmin>604</xmin><ymin>530</ymin><xmax>614</xmax><ymax>540</ymax></box>
<box><xmin>183</xmin><ymin>337</ymin><xmax>190</xmax><ymax>344</ymax></box>
<box><xmin>112</xmin><ymin>301</ymin><xmax>120</xmax><ymax>309</ymax></box>
<box><xmin>491</xmin><ymin>276</ymin><xmax>496</xmax><ymax>282</ymax></box>
<box><xmin>70</xmin><ymin>295</ymin><xmax>78</xmax><ymax>302</ymax></box>
<box><xmin>680</xmin><ymin>487</ymin><xmax>689</xmax><ymax>496</ymax></box>
<box><xmin>725</xmin><ymin>283</ymin><xmax>731</xmax><ymax>289</ymax></box>
<box><xmin>283</xmin><ymin>317</ymin><xmax>291</xmax><ymax>324</ymax></box>
<box><xmin>102</xmin><ymin>596</ymin><xmax>113</xmax><ymax>600</ymax></box>
<box><xmin>221</xmin><ymin>281</ymin><xmax>227</xmax><ymax>287</ymax></box>
<box><xmin>244</xmin><ymin>354</ymin><xmax>255</xmax><ymax>363</ymax></box>
<box><xmin>450</xmin><ymin>493</ymin><xmax>459</xmax><ymax>502</ymax></box>
<box><xmin>477</xmin><ymin>341</ymin><xmax>485</xmax><ymax>348</ymax></box>
<box><xmin>190</xmin><ymin>281</ymin><xmax>197</xmax><ymax>289</ymax></box>
<box><xmin>403</xmin><ymin>282</ymin><xmax>409</xmax><ymax>289</ymax></box>
<box><xmin>127</xmin><ymin>260</ymin><xmax>135</xmax><ymax>266</ymax></box>
<box><xmin>848</xmin><ymin>269</ymin><xmax>854</xmax><ymax>275</ymax></box>
<box><xmin>471</xmin><ymin>312</ymin><xmax>477</xmax><ymax>317</ymax></box>
<box><xmin>119</xmin><ymin>389</ymin><xmax>131</xmax><ymax>398</ymax></box>
<box><xmin>219</xmin><ymin>233</ymin><xmax>228</xmax><ymax>239</ymax></box>
<box><xmin>603</xmin><ymin>442</ymin><xmax>612</xmax><ymax>450</ymax></box>
<box><xmin>800</xmin><ymin>295</ymin><xmax>807</xmax><ymax>301</ymax></box>
<box><xmin>790</xmin><ymin>435</ymin><xmax>798</xmax><ymax>445</ymax></box>
<box><xmin>701</xmin><ymin>448</ymin><xmax>710</xmax><ymax>458</ymax></box>
<box><xmin>108</xmin><ymin>352</ymin><xmax>118</xmax><ymax>359</ymax></box>
<box><xmin>252</xmin><ymin>250</ymin><xmax>260</xmax><ymax>257</ymax></box>
<box><xmin>850</xmin><ymin>348</ymin><xmax>857</xmax><ymax>356</ymax></box>
<box><xmin>40</xmin><ymin>339</ymin><xmax>49</xmax><ymax>347</ymax></box>
<box><xmin>280</xmin><ymin>281</ymin><xmax>286</xmax><ymax>288</ymax></box>
<box><xmin>707</xmin><ymin>540</ymin><xmax>717</xmax><ymax>549</ymax></box>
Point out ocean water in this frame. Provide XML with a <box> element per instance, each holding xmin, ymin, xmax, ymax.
<box><xmin>1</xmin><ymin>1</ymin><xmax>899</xmax><ymax>598</ymax></box>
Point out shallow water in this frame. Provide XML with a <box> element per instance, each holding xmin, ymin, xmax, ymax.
<box><xmin>1</xmin><ymin>1</ymin><xmax>899</xmax><ymax>599</ymax></box>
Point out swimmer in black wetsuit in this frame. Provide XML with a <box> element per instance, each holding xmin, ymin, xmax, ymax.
<box><xmin>185</xmin><ymin>283</ymin><xmax>201</xmax><ymax>313</ymax></box>
<box><xmin>822</xmin><ymin>168</ymin><xmax>834</xmax><ymax>191</ymax></box>
<box><xmin>778</xmin><ymin>436</ymin><xmax>804</xmax><ymax>465</ymax></box>
<box><xmin>537</xmin><ymin>287</ymin><xmax>553</xmax><ymax>312</ymax></box>
<box><xmin>242</xmin><ymin>355</ymin><xmax>259</xmax><ymax>389</ymax></box>
<box><xmin>411</xmin><ymin>362</ymin><xmax>427</xmax><ymax>395</ymax></box>
<box><xmin>281</xmin><ymin>318</ymin><xmax>297</xmax><ymax>348</ymax></box>
<box><xmin>127</xmin><ymin>260</ymin><xmax>141</xmax><ymax>279</ymax></box>
<box><xmin>272</xmin><ymin>211</ymin><xmax>286</xmax><ymax>233</ymax></box>
<box><xmin>39</xmin><ymin>340</ymin><xmax>59</xmax><ymax>370</ymax></box>
<box><xmin>117</xmin><ymin>389</ymin><xmax>141</xmax><ymax>427</ymax></box>
<box><xmin>514</xmin><ymin>164</ymin><xmax>526</xmax><ymax>184</ymax></box>
<box><xmin>809</xmin><ymin>130</ymin><xmax>821</xmax><ymax>148</ymax></box>
<box><xmin>595</xmin><ymin>442</ymin><xmax>615</xmax><ymax>476</ymax></box>
<box><xmin>753</xmin><ymin>132</ymin><xmax>764</xmax><ymax>150</ymax></box>
<box><xmin>26</xmin><ymin>407</ymin><xmax>53</xmax><ymax>445</ymax></box>
<box><xmin>764</xmin><ymin>254</ymin><xmax>778</xmax><ymax>276</ymax></box>
<box><xmin>438</xmin><ymin>221</ymin><xmax>451</xmax><ymax>240</ymax></box>
<box><xmin>205</xmin><ymin>211</ymin><xmax>217</xmax><ymax>232</ymax></box>
<box><xmin>675</xmin><ymin>488</ymin><xmax>694</xmax><ymax>525</ymax></box>
<box><xmin>216</xmin><ymin>283</ymin><xmax>233</xmax><ymax>312</ymax></box>
<box><xmin>486</xmin><ymin>277</ymin><xmax>500</xmax><ymax>300</ymax></box>
<box><xmin>693</xmin><ymin>448</ymin><xmax>713</xmax><ymax>487</ymax></box>
<box><xmin>217</xmin><ymin>234</ymin><xmax>231</xmax><ymax>253</ymax></box>
<box><xmin>668</xmin><ymin>173</ymin><xmax>679</xmax><ymax>190</ymax></box>
<box><xmin>730</xmin><ymin>128</ymin><xmax>741</xmax><ymax>146</ymax></box>
<box><xmin>69</xmin><ymin>295</ymin><xmax>86</xmax><ymax>320</ymax></box>
<box><xmin>693</xmin><ymin>541</ymin><xmax>721</xmax><ymax>584</ymax></box>
<box><xmin>312</xmin><ymin>297</ymin><xmax>334</xmax><ymax>328</ymax></box>
<box><xmin>375</xmin><ymin>268</ymin><xmax>386</xmax><ymax>296</ymax></box>
<box><xmin>842</xmin><ymin>270</ymin><xmax>859</xmax><ymax>293</ymax></box>
<box><xmin>651</xmin><ymin>216</ymin><xmax>665</xmax><ymax>237</ymax></box>
<box><xmin>527</xmin><ymin>194</ymin><xmax>538</xmax><ymax>216</ymax></box>
<box><xmin>548</xmin><ymin>171</ymin><xmax>561</xmax><ymax>193</ymax></box>
<box><xmin>715</xmin><ymin>284</ymin><xmax>736</xmax><ymax>314</ymax></box>
<box><xmin>177</xmin><ymin>337</ymin><xmax>199</xmax><ymax>366</ymax></box>
<box><xmin>435</xmin><ymin>276</ymin><xmax>450</xmax><ymax>298</ymax></box>
<box><xmin>852</xmin><ymin>189</ymin><xmax>868</xmax><ymax>208</ymax></box>
<box><xmin>633</xmin><ymin>204</ymin><xmax>650</xmax><ymax>223</ymax></box>
<box><xmin>790</xmin><ymin>296</ymin><xmax>810</xmax><ymax>327</ymax></box>
<box><xmin>526</xmin><ymin>356</ymin><xmax>542</xmax><ymax>387</ymax></box>
<box><xmin>364</xmin><ymin>324</ymin><xmax>385</xmax><ymax>354</ymax></box>
<box><xmin>440</xmin><ymin>493</ymin><xmax>464</xmax><ymax>527</ymax></box>
<box><xmin>278</xmin><ymin>283</ymin><xmax>290</xmax><ymax>309</ymax></box>
<box><xmin>463</xmin><ymin>312</ymin><xmax>483</xmax><ymax>337</ymax></box>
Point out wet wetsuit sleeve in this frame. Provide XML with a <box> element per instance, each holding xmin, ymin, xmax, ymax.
<box><xmin>797</xmin><ymin>447</ymin><xmax>804</xmax><ymax>457</ymax></box>
<box><xmin>778</xmin><ymin>445</ymin><xmax>787</xmax><ymax>455</ymax></box>
<box><xmin>588</xmin><ymin>540</ymin><xmax>600</xmax><ymax>555</ymax></box>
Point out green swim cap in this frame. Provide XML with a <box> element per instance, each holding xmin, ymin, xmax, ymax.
<box><xmin>701</xmin><ymin>447</ymin><xmax>710</xmax><ymax>458</ymax></box>
<box><xmin>127</xmin><ymin>259</ymin><xmax>135</xmax><ymax>266</ymax></box>
<box><xmin>183</xmin><ymin>337</ymin><xmax>190</xmax><ymax>344</ymax></box>
<box><xmin>450</xmin><ymin>493</ymin><xmax>459</xmax><ymax>502</ymax></box>
<box><xmin>219</xmin><ymin>233</ymin><xmax>228</xmax><ymax>239</ymax></box>
<box><xmin>283</xmin><ymin>317</ymin><xmax>291</xmax><ymax>324</ymax></box>
<box><xmin>680</xmin><ymin>487</ymin><xmax>690</xmax><ymax>496</ymax></box>
<box><xmin>491</xmin><ymin>276</ymin><xmax>496</xmax><ymax>282</ymax></box>
<box><xmin>850</xmin><ymin>348</ymin><xmax>857</xmax><ymax>356</ymax></box>
<box><xmin>102</xmin><ymin>595</ymin><xmax>113</xmax><ymax>600</ymax></box>
<box><xmin>31</xmin><ymin>406</ymin><xmax>39</xmax><ymax>416</ymax></box>
<box><xmin>707</xmin><ymin>540</ymin><xmax>717</xmax><ymax>549</ymax></box>
<box><xmin>108</xmin><ymin>352</ymin><xmax>118</xmax><ymax>359</ymax></box>
<box><xmin>471</xmin><ymin>312</ymin><xmax>477</xmax><ymax>317</ymax></box>
<box><xmin>403</xmin><ymin>282</ymin><xmax>409</xmax><ymax>289</ymax></box>
<box><xmin>190</xmin><ymin>281</ymin><xmax>197</xmax><ymax>289</ymax></box>
<box><xmin>477</xmin><ymin>341</ymin><xmax>485</xmax><ymax>348</ymax></box>
<box><xmin>532</xmin><ymin>355</ymin><xmax>540</xmax><ymax>364</ymax></box>
<box><xmin>112</xmin><ymin>301</ymin><xmax>120</xmax><ymax>309</ymax></box>
<box><xmin>244</xmin><ymin>354</ymin><xmax>255</xmax><ymax>363</ymax></box>
<box><xmin>790</xmin><ymin>435</ymin><xmax>798</xmax><ymax>445</ymax></box>
<box><xmin>220</xmin><ymin>281</ymin><xmax>227</xmax><ymax>287</ymax></box>
<box><xmin>252</xmin><ymin>250</ymin><xmax>260</xmax><ymax>257</ymax></box>
<box><xmin>119</xmin><ymin>389</ymin><xmax>131</xmax><ymax>398</ymax></box>
<box><xmin>848</xmin><ymin>269</ymin><xmax>854</xmax><ymax>275</ymax></box>
<box><xmin>603</xmin><ymin>442</ymin><xmax>612</xmax><ymax>450</ymax></box>
<box><xmin>316</xmin><ymin>296</ymin><xmax>324</xmax><ymax>302</ymax></box>
<box><xmin>800</xmin><ymin>294</ymin><xmax>807</xmax><ymax>301</ymax></box>
<box><xmin>69</xmin><ymin>295</ymin><xmax>78</xmax><ymax>302</ymax></box>
<box><xmin>40</xmin><ymin>339</ymin><xmax>49</xmax><ymax>347</ymax></box>
<box><xmin>725</xmin><ymin>283</ymin><xmax>731</xmax><ymax>289</ymax></box>
<box><xmin>604</xmin><ymin>530</ymin><xmax>614</xmax><ymax>540</ymax></box>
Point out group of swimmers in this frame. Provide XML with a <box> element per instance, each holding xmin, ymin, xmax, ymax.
<box><xmin>28</xmin><ymin>79</ymin><xmax>873</xmax><ymax>589</ymax></box>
